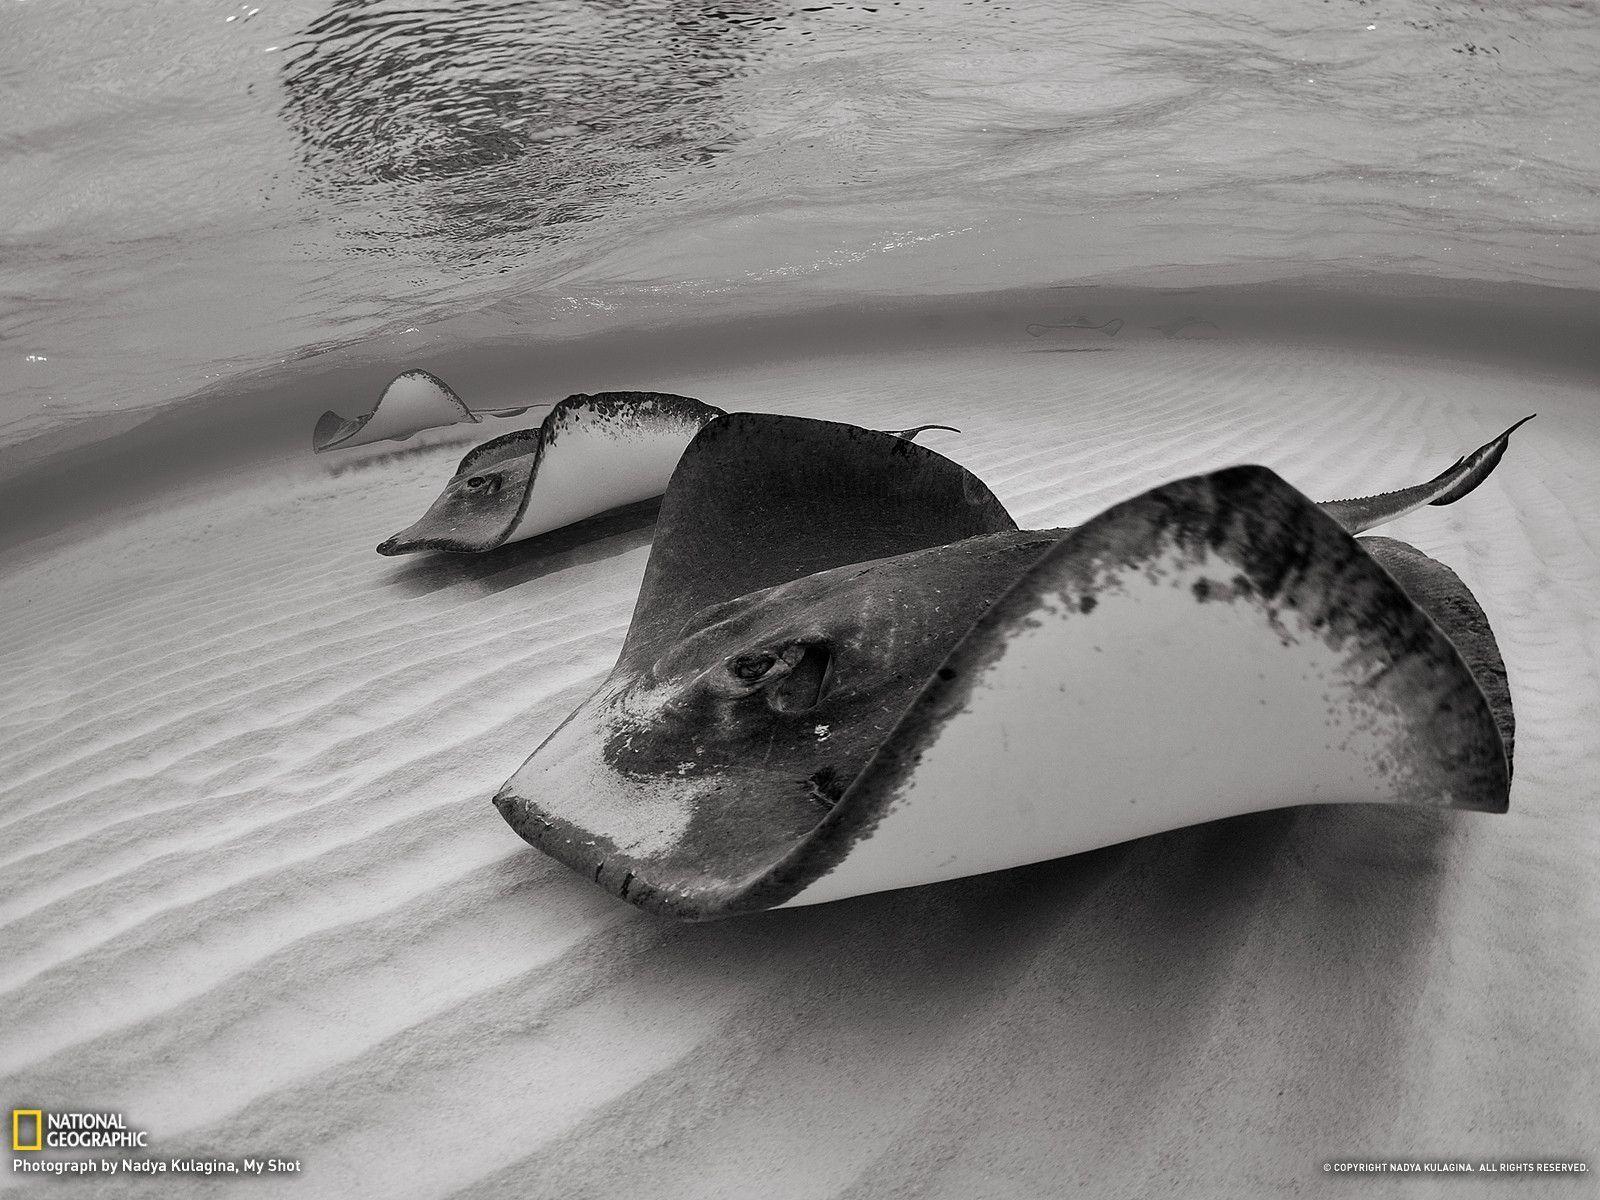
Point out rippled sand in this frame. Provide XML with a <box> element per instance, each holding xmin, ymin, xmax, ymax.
<box><xmin>1</xmin><ymin>331</ymin><xmax>1596</xmax><ymax>1197</ymax></box>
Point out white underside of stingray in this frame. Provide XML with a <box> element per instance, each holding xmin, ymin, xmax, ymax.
<box><xmin>510</xmin><ymin>418</ymin><xmax>712</xmax><ymax>542</ymax></box>
<box><xmin>377</xmin><ymin>392</ymin><xmax>731</xmax><ymax>555</ymax></box>
<box><xmin>782</xmin><ymin>542</ymin><xmax>1425</xmax><ymax>908</ymax></box>
<box><xmin>313</xmin><ymin>369</ymin><xmax>540</xmax><ymax>454</ymax></box>
<box><xmin>788</xmin><ymin>419</ymin><xmax>1539</xmax><ymax>906</ymax></box>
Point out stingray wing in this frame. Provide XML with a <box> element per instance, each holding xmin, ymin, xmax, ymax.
<box><xmin>1318</xmin><ymin>415</ymin><xmax>1534</xmax><ymax>534</ymax></box>
<box><xmin>619</xmin><ymin>413</ymin><xmax>1016</xmax><ymax>670</ymax></box>
<box><xmin>504</xmin><ymin>393</ymin><xmax>727</xmax><ymax>544</ymax></box>
<box><xmin>379</xmin><ymin>392</ymin><xmax>725</xmax><ymax>555</ymax></box>
<box><xmin>774</xmin><ymin>467</ymin><xmax>1510</xmax><ymax>910</ymax></box>
<box><xmin>312</xmin><ymin>369</ymin><xmax>477</xmax><ymax>453</ymax></box>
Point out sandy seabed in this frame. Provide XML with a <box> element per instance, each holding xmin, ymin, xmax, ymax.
<box><xmin>1</xmin><ymin>335</ymin><xmax>1596</xmax><ymax>1198</ymax></box>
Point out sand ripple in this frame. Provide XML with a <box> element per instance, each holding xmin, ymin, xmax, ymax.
<box><xmin>2</xmin><ymin>339</ymin><xmax>1595</xmax><ymax>1197</ymax></box>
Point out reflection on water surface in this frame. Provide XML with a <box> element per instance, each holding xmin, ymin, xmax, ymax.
<box><xmin>0</xmin><ymin>0</ymin><xmax>1596</xmax><ymax>459</ymax></box>
<box><xmin>281</xmin><ymin>1</ymin><xmax>759</xmax><ymax>248</ymax></box>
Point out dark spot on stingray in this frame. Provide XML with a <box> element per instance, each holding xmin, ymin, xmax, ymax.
<box><xmin>1079</xmin><ymin>594</ymin><xmax>1097</xmax><ymax>614</ymax></box>
<box><xmin>807</xmin><ymin>767</ymin><xmax>844</xmax><ymax>809</ymax></box>
<box><xmin>1192</xmin><ymin>578</ymin><xmax>1212</xmax><ymax>602</ymax></box>
<box><xmin>937</xmin><ymin>667</ymin><xmax>957</xmax><ymax>681</ymax></box>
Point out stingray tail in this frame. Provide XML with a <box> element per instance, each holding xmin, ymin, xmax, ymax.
<box><xmin>885</xmin><ymin>424</ymin><xmax>961</xmax><ymax>441</ymax></box>
<box><xmin>1318</xmin><ymin>415</ymin><xmax>1534</xmax><ymax>535</ymax></box>
<box><xmin>1427</xmin><ymin>414</ymin><xmax>1536</xmax><ymax>505</ymax></box>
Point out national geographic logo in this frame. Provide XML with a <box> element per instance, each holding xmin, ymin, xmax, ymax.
<box><xmin>11</xmin><ymin>1110</ymin><xmax>40</xmax><ymax>1152</ymax></box>
<box><xmin>11</xmin><ymin>1109</ymin><xmax>149</xmax><ymax>1150</ymax></box>
<box><xmin>10</xmin><ymin>1108</ymin><xmax>301</xmax><ymax>1180</ymax></box>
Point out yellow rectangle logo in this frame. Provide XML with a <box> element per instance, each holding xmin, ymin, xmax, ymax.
<box><xmin>12</xmin><ymin>1109</ymin><xmax>42</xmax><ymax>1151</ymax></box>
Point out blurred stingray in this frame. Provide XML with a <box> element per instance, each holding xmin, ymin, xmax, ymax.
<box><xmin>1026</xmin><ymin>315</ymin><xmax>1125</xmax><ymax>338</ymax></box>
<box><xmin>378</xmin><ymin>393</ymin><xmax>958</xmax><ymax>555</ymax></box>
<box><xmin>313</xmin><ymin>369</ymin><xmax>545</xmax><ymax>453</ymax></box>
<box><xmin>495</xmin><ymin>413</ymin><xmax>1530</xmax><ymax>919</ymax></box>
<box><xmin>1151</xmin><ymin>315</ymin><xmax>1222</xmax><ymax>339</ymax></box>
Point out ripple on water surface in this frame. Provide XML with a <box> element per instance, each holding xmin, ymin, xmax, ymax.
<box><xmin>1</xmin><ymin>0</ymin><xmax>1597</xmax><ymax>454</ymax></box>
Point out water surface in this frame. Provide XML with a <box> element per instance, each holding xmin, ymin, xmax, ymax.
<box><xmin>3</xmin><ymin>0</ymin><xmax>1597</xmax><ymax>460</ymax></box>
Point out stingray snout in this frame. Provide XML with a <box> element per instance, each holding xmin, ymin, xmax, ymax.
<box><xmin>375</xmin><ymin>531</ymin><xmax>416</xmax><ymax>556</ymax></box>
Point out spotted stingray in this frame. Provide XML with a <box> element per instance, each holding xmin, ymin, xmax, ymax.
<box><xmin>493</xmin><ymin>412</ymin><xmax>1529</xmax><ymax>919</ymax></box>
<box><xmin>377</xmin><ymin>392</ymin><xmax>957</xmax><ymax>555</ymax></box>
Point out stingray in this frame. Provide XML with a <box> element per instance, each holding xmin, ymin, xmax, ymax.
<box><xmin>312</xmin><ymin>369</ymin><xmax>543</xmax><ymax>453</ymax></box>
<box><xmin>493</xmin><ymin>412</ymin><xmax>1530</xmax><ymax>920</ymax></box>
<box><xmin>1150</xmin><ymin>315</ymin><xmax>1223</xmax><ymax>339</ymax></box>
<box><xmin>377</xmin><ymin>394</ymin><xmax>959</xmax><ymax>555</ymax></box>
<box><xmin>1026</xmin><ymin>315</ymin><xmax>1125</xmax><ymax>338</ymax></box>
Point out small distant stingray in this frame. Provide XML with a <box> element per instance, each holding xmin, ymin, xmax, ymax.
<box><xmin>377</xmin><ymin>392</ymin><xmax>959</xmax><ymax>555</ymax></box>
<box><xmin>1025</xmin><ymin>315</ymin><xmax>1124</xmax><ymax>338</ymax></box>
<box><xmin>1150</xmin><ymin>316</ymin><xmax>1222</xmax><ymax>340</ymax></box>
<box><xmin>312</xmin><ymin>369</ymin><xmax>544</xmax><ymax>453</ymax></box>
<box><xmin>494</xmin><ymin>413</ymin><xmax>1531</xmax><ymax>919</ymax></box>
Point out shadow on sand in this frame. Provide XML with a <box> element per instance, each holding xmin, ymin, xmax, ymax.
<box><xmin>475</xmin><ymin>800</ymin><xmax>1460</xmax><ymax>1193</ymax></box>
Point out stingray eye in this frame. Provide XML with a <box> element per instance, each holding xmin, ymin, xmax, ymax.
<box><xmin>463</xmin><ymin>473</ymin><xmax>500</xmax><ymax>495</ymax></box>
<box><xmin>731</xmin><ymin>653</ymin><xmax>777</xmax><ymax>681</ymax></box>
<box><xmin>722</xmin><ymin>642</ymin><xmax>834</xmax><ymax>712</ymax></box>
